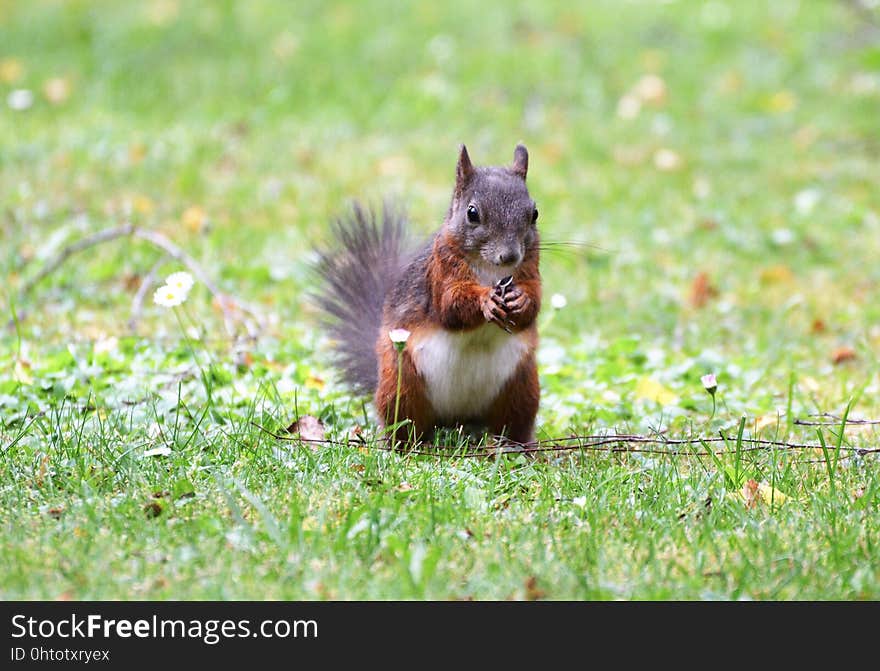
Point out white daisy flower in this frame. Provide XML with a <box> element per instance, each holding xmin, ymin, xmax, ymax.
<box><xmin>550</xmin><ymin>293</ymin><xmax>567</xmax><ymax>310</ymax></box>
<box><xmin>153</xmin><ymin>283</ymin><xmax>186</xmax><ymax>308</ymax></box>
<box><xmin>701</xmin><ymin>373</ymin><xmax>718</xmax><ymax>394</ymax></box>
<box><xmin>7</xmin><ymin>89</ymin><xmax>33</xmax><ymax>111</ymax></box>
<box><xmin>164</xmin><ymin>271</ymin><xmax>194</xmax><ymax>294</ymax></box>
<box><xmin>389</xmin><ymin>328</ymin><xmax>411</xmax><ymax>352</ymax></box>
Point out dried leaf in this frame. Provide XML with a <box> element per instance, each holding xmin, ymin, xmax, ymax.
<box><xmin>755</xmin><ymin>414</ymin><xmax>780</xmax><ymax>432</ymax></box>
<box><xmin>144</xmin><ymin>501</ymin><xmax>164</xmax><ymax>518</ymax></box>
<box><xmin>767</xmin><ymin>90</ymin><xmax>797</xmax><ymax>113</ymax></box>
<box><xmin>741</xmin><ymin>479</ymin><xmax>761</xmax><ymax>509</ymax></box>
<box><xmin>524</xmin><ymin>576</ymin><xmax>546</xmax><ymax>601</ymax></box>
<box><xmin>0</xmin><ymin>57</ymin><xmax>24</xmax><ymax>83</ymax></box>
<box><xmin>831</xmin><ymin>347</ymin><xmax>857</xmax><ymax>365</ymax></box>
<box><xmin>305</xmin><ymin>375</ymin><xmax>325</xmax><ymax>390</ymax></box>
<box><xmin>741</xmin><ymin>480</ymin><xmax>788</xmax><ymax>508</ymax></box>
<box><xmin>688</xmin><ymin>271</ymin><xmax>717</xmax><ymax>308</ymax></box>
<box><xmin>285</xmin><ymin>415</ymin><xmax>325</xmax><ymax>444</ymax></box>
<box><xmin>129</xmin><ymin>142</ymin><xmax>148</xmax><ymax>164</ymax></box>
<box><xmin>759</xmin><ymin>265</ymin><xmax>794</xmax><ymax>285</ymax></box>
<box><xmin>182</xmin><ymin>205</ymin><xmax>208</xmax><ymax>233</ymax></box>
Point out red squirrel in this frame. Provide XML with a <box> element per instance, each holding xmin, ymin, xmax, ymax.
<box><xmin>315</xmin><ymin>144</ymin><xmax>541</xmax><ymax>444</ymax></box>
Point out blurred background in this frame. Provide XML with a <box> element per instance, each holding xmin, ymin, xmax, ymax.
<box><xmin>2</xmin><ymin>0</ymin><xmax>878</xmax><ymax>370</ymax></box>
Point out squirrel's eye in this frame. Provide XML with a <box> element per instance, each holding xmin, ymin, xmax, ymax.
<box><xmin>466</xmin><ymin>204</ymin><xmax>480</xmax><ymax>224</ymax></box>
<box><xmin>532</xmin><ymin>208</ymin><xmax>539</xmax><ymax>223</ymax></box>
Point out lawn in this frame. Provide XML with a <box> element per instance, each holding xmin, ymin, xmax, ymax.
<box><xmin>1</xmin><ymin>0</ymin><xmax>879</xmax><ymax>599</ymax></box>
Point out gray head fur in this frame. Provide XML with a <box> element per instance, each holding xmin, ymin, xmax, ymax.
<box><xmin>446</xmin><ymin>144</ymin><xmax>538</xmax><ymax>274</ymax></box>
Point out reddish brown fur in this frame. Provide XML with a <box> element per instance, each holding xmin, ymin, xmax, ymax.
<box><xmin>375</xmin><ymin>230</ymin><xmax>541</xmax><ymax>445</ymax></box>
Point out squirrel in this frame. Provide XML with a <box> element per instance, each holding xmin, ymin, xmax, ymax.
<box><xmin>315</xmin><ymin>143</ymin><xmax>541</xmax><ymax>444</ymax></box>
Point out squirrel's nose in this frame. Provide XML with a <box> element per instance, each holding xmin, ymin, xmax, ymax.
<box><xmin>496</xmin><ymin>250</ymin><xmax>522</xmax><ymax>266</ymax></box>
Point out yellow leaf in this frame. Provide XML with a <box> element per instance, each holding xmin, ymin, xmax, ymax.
<box><xmin>755</xmin><ymin>413</ymin><xmax>780</xmax><ymax>432</ymax></box>
<box><xmin>635</xmin><ymin>377</ymin><xmax>678</xmax><ymax>405</ymax></box>
<box><xmin>758</xmin><ymin>482</ymin><xmax>788</xmax><ymax>505</ymax></box>
<box><xmin>768</xmin><ymin>90</ymin><xmax>797</xmax><ymax>114</ymax></box>
<box><xmin>0</xmin><ymin>58</ymin><xmax>24</xmax><ymax>83</ymax></box>
<box><xmin>305</xmin><ymin>375</ymin><xmax>325</xmax><ymax>391</ymax></box>
<box><xmin>129</xmin><ymin>142</ymin><xmax>148</xmax><ymax>164</ymax></box>
<box><xmin>740</xmin><ymin>480</ymin><xmax>788</xmax><ymax>507</ymax></box>
<box><xmin>131</xmin><ymin>194</ymin><xmax>154</xmax><ymax>215</ymax></box>
<box><xmin>759</xmin><ymin>265</ymin><xmax>794</xmax><ymax>285</ymax></box>
<box><xmin>181</xmin><ymin>205</ymin><xmax>208</xmax><ymax>232</ymax></box>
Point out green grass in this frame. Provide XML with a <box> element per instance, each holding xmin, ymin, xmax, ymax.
<box><xmin>1</xmin><ymin>0</ymin><xmax>879</xmax><ymax>599</ymax></box>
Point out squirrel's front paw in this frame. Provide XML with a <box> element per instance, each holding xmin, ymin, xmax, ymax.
<box><xmin>503</xmin><ymin>286</ymin><xmax>531</xmax><ymax>318</ymax></box>
<box><xmin>480</xmin><ymin>290</ymin><xmax>512</xmax><ymax>331</ymax></box>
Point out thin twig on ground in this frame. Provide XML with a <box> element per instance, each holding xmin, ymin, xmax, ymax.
<box><xmin>17</xmin><ymin>223</ymin><xmax>262</xmax><ymax>339</ymax></box>
<box><xmin>127</xmin><ymin>258</ymin><xmax>164</xmax><ymax>332</ymax></box>
<box><xmin>249</xmin><ymin>422</ymin><xmax>880</xmax><ymax>460</ymax></box>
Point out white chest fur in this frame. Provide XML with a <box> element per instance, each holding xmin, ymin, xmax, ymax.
<box><xmin>411</xmin><ymin>326</ymin><xmax>529</xmax><ymax>421</ymax></box>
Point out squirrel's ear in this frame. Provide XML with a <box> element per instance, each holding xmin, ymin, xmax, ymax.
<box><xmin>512</xmin><ymin>144</ymin><xmax>528</xmax><ymax>179</ymax></box>
<box><xmin>456</xmin><ymin>144</ymin><xmax>475</xmax><ymax>192</ymax></box>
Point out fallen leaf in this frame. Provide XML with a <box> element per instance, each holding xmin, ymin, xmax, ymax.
<box><xmin>831</xmin><ymin>347</ymin><xmax>857</xmax><ymax>365</ymax></box>
<box><xmin>129</xmin><ymin>142</ymin><xmax>148</xmax><ymax>164</ymax></box>
<box><xmin>144</xmin><ymin>446</ymin><xmax>172</xmax><ymax>458</ymax></box>
<box><xmin>688</xmin><ymin>271</ymin><xmax>717</xmax><ymax>308</ymax></box>
<box><xmin>755</xmin><ymin>414</ymin><xmax>780</xmax><ymax>432</ymax></box>
<box><xmin>767</xmin><ymin>90</ymin><xmax>797</xmax><ymax>114</ymax></box>
<box><xmin>144</xmin><ymin>501</ymin><xmax>164</xmax><ymax>518</ymax></box>
<box><xmin>741</xmin><ymin>479</ymin><xmax>761</xmax><ymax>509</ymax></box>
<box><xmin>524</xmin><ymin>576</ymin><xmax>546</xmax><ymax>601</ymax></box>
<box><xmin>36</xmin><ymin>455</ymin><xmax>49</xmax><ymax>488</ymax></box>
<box><xmin>758</xmin><ymin>482</ymin><xmax>788</xmax><ymax>506</ymax></box>
<box><xmin>759</xmin><ymin>265</ymin><xmax>794</xmax><ymax>285</ymax></box>
<box><xmin>0</xmin><ymin>57</ymin><xmax>24</xmax><ymax>83</ymax></box>
<box><xmin>305</xmin><ymin>375</ymin><xmax>325</xmax><ymax>390</ymax></box>
<box><xmin>635</xmin><ymin>377</ymin><xmax>678</xmax><ymax>406</ymax></box>
<box><xmin>130</xmin><ymin>194</ymin><xmax>154</xmax><ymax>215</ymax></box>
<box><xmin>285</xmin><ymin>415</ymin><xmax>325</xmax><ymax>444</ymax></box>
<box><xmin>181</xmin><ymin>205</ymin><xmax>208</xmax><ymax>233</ymax></box>
<box><xmin>741</xmin><ymin>480</ymin><xmax>788</xmax><ymax>508</ymax></box>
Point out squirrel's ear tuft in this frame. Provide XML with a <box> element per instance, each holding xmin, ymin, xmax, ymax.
<box><xmin>456</xmin><ymin>144</ymin><xmax>475</xmax><ymax>191</ymax></box>
<box><xmin>512</xmin><ymin>144</ymin><xmax>528</xmax><ymax>179</ymax></box>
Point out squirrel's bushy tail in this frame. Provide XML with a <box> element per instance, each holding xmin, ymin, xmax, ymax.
<box><xmin>313</xmin><ymin>203</ymin><xmax>409</xmax><ymax>395</ymax></box>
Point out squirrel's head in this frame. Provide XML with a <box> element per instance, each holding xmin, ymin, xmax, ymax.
<box><xmin>447</xmin><ymin>143</ymin><xmax>538</xmax><ymax>281</ymax></box>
